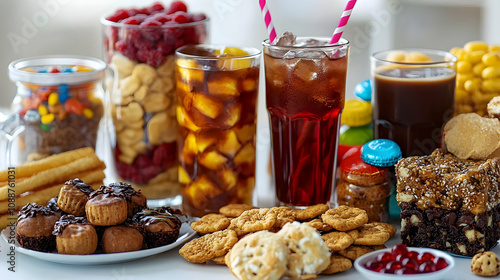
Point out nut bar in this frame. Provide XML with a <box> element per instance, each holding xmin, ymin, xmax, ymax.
<box><xmin>396</xmin><ymin>149</ymin><xmax>500</xmax><ymax>256</ymax></box>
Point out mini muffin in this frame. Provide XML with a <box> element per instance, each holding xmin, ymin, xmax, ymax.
<box><xmin>133</xmin><ymin>207</ymin><xmax>182</xmax><ymax>248</ymax></box>
<box><xmin>53</xmin><ymin>215</ymin><xmax>98</xmax><ymax>255</ymax></box>
<box><xmin>57</xmin><ymin>179</ymin><xmax>94</xmax><ymax>216</ymax></box>
<box><xmin>101</xmin><ymin>219</ymin><xmax>144</xmax><ymax>253</ymax></box>
<box><xmin>107</xmin><ymin>182</ymin><xmax>147</xmax><ymax>217</ymax></box>
<box><xmin>86</xmin><ymin>186</ymin><xmax>128</xmax><ymax>226</ymax></box>
<box><xmin>16</xmin><ymin>203</ymin><xmax>59</xmax><ymax>252</ymax></box>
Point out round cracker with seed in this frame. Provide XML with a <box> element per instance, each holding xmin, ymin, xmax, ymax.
<box><xmin>292</xmin><ymin>204</ymin><xmax>330</xmax><ymax>221</ymax></box>
<box><xmin>233</xmin><ymin>208</ymin><xmax>277</xmax><ymax>232</ymax></box>
<box><xmin>190</xmin><ymin>213</ymin><xmax>230</xmax><ymax>234</ymax></box>
<box><xmin>322</xmin><ymin>231</ymin><xmax>354</xmax><ymax>251</ymax></box>
<box><xmin>347</xmin><ymin>223</ymin><xmax>390</xmax><ymax>246</ymax></box>
<box><xmin>321</xmin><ymin>206</ymin><xmax>368</xmax><ymax>232</ymax></box>
<box><xmin>179</xmin><ymin>229</ymin><xmax>238</xmax><ymax>263</ymax></box>
<box><xmin>219</xmin><ymin>204</ymin><xmax>255</xmax><ymax>218</ymax></box>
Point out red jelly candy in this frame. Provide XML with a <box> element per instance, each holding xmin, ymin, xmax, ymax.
<box><xmin>418</xmin><ymin>252</ymin><xmax>436</xmax><ymax>263</ymax></box>
<box><xmin>401</xmin><ymin>257</ymin><xmax>419</xmax><ymax>271</ymax></box>
<box><xmin>391</xmin><ymin>243</ymin><xmax>409</xmax><ymax>257</ymax></box>
<box><xmin>385</xmin><ymin>261</ymin><xmax>403</xmax><ymax>273</ymax></box>
<box><xmin>365</xmin><ymin>260</ymin><xmax>384</xmax><ymax>272</ymax></box>
<box><xmin>419</xmin><ymin>261</ymin><xmax>437</xmax><ymax>273</ymax></box>
<box><xmin>376</xmin><ymin>252</ymin><xmax>395</xmax><ymax>265</ymax></box>
<box><xmin>434</xmin><ymin>257</ymin><xmax>448</xmax><ymax>270</ymax></box>
<box><xmin>396</xmin><ymin>267</ymin><xmax>416</xmax><ymax>275</ymax></box>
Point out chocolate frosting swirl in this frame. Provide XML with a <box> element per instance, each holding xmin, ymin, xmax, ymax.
<box><xmin>46</xmin><ymin>196</ymin><xmax>61</xmax><ymax>212</ymax></box>
<box><xmin>52</xmin><ymin>215</ymin><xmax>91</xmax><ymax>236</ymax></box>
<box><xmin>17</xmin><ymin>203</ymin><xmax>56</xmax><ymax>220</ymax></box>
<box><xmin>132</xmin><ymin>208</ymin><xmax>181</xmax><ymax>229</ymax></box>
<box><xmin>89</xmin><ymin>182</ymin><xmax>142</xmax><ymax>201</ymax></box>
<box><xmin>65</xmin><ymin>178</ymin><xmax>94</xmax><ymax>196</ymax></box>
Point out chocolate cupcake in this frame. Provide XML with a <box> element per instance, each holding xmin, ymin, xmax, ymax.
<box><xmin>57</xmin><ymin>179</ymin><xmax>94</xmax><ymax>216</ymax></box>
<box><xmin>86</xmin><ymin>186</ymin><xmax>128</xmax><ymax>226</ymax></box>
<box><xmin>133</xmin><ymin>207</ymin><xmax>181</xmax><ymax>248</ymax></box>
<box><xmin>107</xmin><ymin>182</ymin><xmax>147</xmax><ymax>217</ymax></box>
<box><xmin>16</xmin><ymin>203</ymin><xmax>59</xmax><ymax>252</ymax></box>
<box><xmin>53</xmin><ymin>215</ymin><xmax>98</xmax><ymax>255</ymax></box>
<box><xmin>101</xmin><ymin>219</ymin><xmax>144</xmax><ymax>253</ymax></box>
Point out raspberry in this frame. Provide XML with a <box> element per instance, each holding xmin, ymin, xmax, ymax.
<box><xmin>172</xmin><ymin>11</ymin><xmax>191</xmax><ymax>24</ymax></box>
<box><xmin>167</xmin><ymin>1</ymin><xmax>188</xmax><ymax>14</ymax></box>
<box><xmin>115</xmin><ymin>40</ymin><xmax>137</xmax><ymax>61</ymax></box>
<box><xmin>152</xmin><ymin>13</ymin><xmax>172</xmax><ymax>23</ymax></box>
<box><xmin>156</xmin><ymin>41</ymin><xmax>174</xmax><ymax>55</ymax></box>
<box><xmin>140</xmin><ymin>19</ymin><xmax>163</xmax><ymax>41</ymax></box>
<box><xmin>149</xmin><ymin>2</ymin><xmax>165</xmax><ymax>13</ymax></box>
<box><xmin>121</xmin><ymin>16</ymin><xmax>141</xmax><ymax>25</ymax></box>
<box><xmin>106</xmin><ymin>9</ymin><xmax>130</xmax><ymax>22</ymax></box>
<box><xmin>191</xmin><ymin>13</ymin><xmax>207</xmax><ymax>22</ymax></box>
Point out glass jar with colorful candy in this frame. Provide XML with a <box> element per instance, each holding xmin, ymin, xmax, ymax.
<box><xmin>101</xmin><ymin>1</ymin><xmax>208</xmax><ymax>203</ymax></box>
<box><xmin>2</xmin><ymin>56</ymin><xmax>106</xmax><ymax>165</ymax></box>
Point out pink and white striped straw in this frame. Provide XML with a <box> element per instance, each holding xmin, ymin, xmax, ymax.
<box><xmin>259</xmin><ymin>0</ymin><xmax>277</xmax><ymax>44</ymax></box>
<box><xmin>330</xmin><ymin>0</ymin><xmax>357</xmax><ymax>44</ymax></box>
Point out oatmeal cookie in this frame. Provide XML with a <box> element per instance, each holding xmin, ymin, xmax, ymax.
<box><xmin>219</xmin><ymin>204</ymin><xmax>255</xmax><ymax>218</ymax></box>
<box><xmin>306</xmin><ymin>219</ymin><xmax>333</xmax><ymax>232</ymax></box>
<box><xmin>292</xmin><ymin>204</ymin><xmax>329</xmax><ymax>221</ymax></box>
<box><xmin>179</xmin><ymin>229</ymin><xmax>238</xmax><ymax>263</ymax></box>
<box><xmin>471</xmin><ymin>251</ymin><xmax>500</xmax><ymax>276</ymax></box>
<box><xmin>321</xmin><ymin>254</ymin><xmax>352</xmax><ymax>274</ymax></box>
<box><xmin>337</xmin><ymin>245</ymin><xmax>374</xmax><ymax>260</ymax></box>
<box><xmin>232</xmin><ymin>208</ymin><xmax>277</xmax><ymax>232</ymax></box>
<box><xmin>321</xmin><ymin>206</ymin><xmax>368</xmax><ymax>232</ymax></box>
<box><xmin>322</xmin><ymin>231</ymin><xmax>354</xmax><ymax>251</ymax></box>
<box><xmin>347</xmin><ymin>223</ymin><xmax>390</xmax><ymax>246</ymax></box>
<box><xmin>190</xmin><ymin>214</ymin><xmax>230</xmax><ymax>234</ymax></box>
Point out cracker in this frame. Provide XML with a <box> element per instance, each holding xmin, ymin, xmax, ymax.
<box><xmin>190</xmin><ymin>214</ymin><xmax>230</xmax><ymax>234</ymax></box>
<box><xmin>233</xmin><ymin>208</ymin><xmax>277</xmax><ymax>232</ymax></box>
<box><xmin>228</xmin><ymin>231</ymin><xmax>289</xmax><ymax>280</ymax></box>
<box><xmin>292</xmin><ymin>204</ymin><xmax>329</xmax><ymax>221</ymax></box>
<box><xmin>219</xmin><ymin>204</ymin><xmax>255</xmax><ymax>218</ymax></box>
<box><xmin>337</xmin><ymin>245</ymin><xmax>374</xmax><ymax>261</ymax></box>
<box><xmin>277</xmin><ymin>222</ymin><xmax>331</xmax><ymax>279</ymax></box>
<box><xmin>322</xmin><ymin>231</ymin><xmax>354</xmax><ymax>251</ymax></box>
<box><xmin>270</xmin><ymin>206</ymin><xmax>295</xmax><ymax>228</ymax></box>
<box><xmin>321</xmin><ymin>254</ymin><xmax>352</xmax><ymax>275</ymax></box>
<box><xmin>321</xmin><ymin>206</ymin><xmax>368</xmax><ymax>232</ymax></box>
<box><xmin>179</xmin><ymin>229</ymin><xmax>238</xmax><ymax>263</ymax></box>
<box><xmin>347</xmin><ymin>223</ymin><xmax>390</xmax><ymax>246</ymax></box>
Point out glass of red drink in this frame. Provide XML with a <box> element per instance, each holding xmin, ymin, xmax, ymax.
<box><xmin>175</xmin><ymin>45</ymin><xmax>261</xmax><ymax>217</ymax></box>
<box><xmin>263</xmin><ymin>37</ymin><xmax>349</xmax><ymax>207</ymax></box>
<box><xmin>371</xmin><ymin>49</ymin><xmax>457</xmax><ymax>157</ymax></box>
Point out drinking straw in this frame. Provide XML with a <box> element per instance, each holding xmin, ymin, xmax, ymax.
<box><xmin>259</xmin><ymin>0</ymin><xmax>277</xmax><ymax>44</ymax></box>
<box><xmin>330</xmin><ymin>0</ymin><xmax>357</xmax><ymax>44</ymax></box>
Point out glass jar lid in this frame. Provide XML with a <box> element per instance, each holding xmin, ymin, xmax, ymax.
<box><xmin>8</xmin><ymin>55</ymin><xmax>106</xmax><ymax>85</ymax></box>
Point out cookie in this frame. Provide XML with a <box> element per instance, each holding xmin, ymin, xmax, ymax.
<box><xmin>270</xmin><ymin>206</ymin><xmax>295</xmax><ymax>229</ymax></box>
<box><xmin>347</xmin><ymin>223</ymin><xmax>390</xmax><ymax>246</ymax></box>
<box><xmin>337</xmin><ymin>245</ymin><xmax>374</xmax><ymax>261</ymax></box>
<box><xmin>306</xmin><ymin>219</ymin><xmax>333</xmax><ymax>232</ymax></box>
<box><xmin>371</xmin><ymin>222</ymin><xmax>397</xmax><ymax>238</ymax></box>
<box><xmin>233</xmin><ymin>208</ymin><xmax>277</xmax><ymax>232</ymax></box>
<box><xmin>227</xmin><ymin>231</ymin><xmax>289</xmax><ymax>280</ymax></box>
<box><xmin>321</xmin><ymin>206</ymin><xmax>368</xmax><ymax>232</ymax></box>
<box><xmin>219</xmin><ymin>204</ymin><xmax>255</xmax><ymax>218</ymax></box>
<box><xmin>471</xmin><ymin>251</ymin><xmax>500</xmax><ymax>276</ymax></box>
<box><xmin>211</xmin><ymin>254</ymin><xmax>227</xmax><ymax>265</ymax></box>
<box><xmin>292</xmin><ymin>204</ymin><xmax>329</xmax><ymax>221</ymax></box>
<box><xmin>277</xmin><ymin>222</ymin><xmax>331</xmax><ymax>279</ymax></box>
<box><xmin>227</xmin><ymin>219</ymin><xmax>251</xmax><ymax>237</ymax></box>
<box><xmin>321</xmin><ymin>254</ymin><xmax>352</xmax><ymax>275</ymax></box>
<box><xmin>179</xmin><ymin>229</ymin><xmax>238</xmax><ymax>263</ymax></box>
<box><xmin>190</xmin><ymin>213</ymin><xmax>230</xmax><ymax>234</ymax></box>
<box><xmin>322</xmin><ymin>231</ymin><xmax>354</xmax><ymax>251</ymax></box>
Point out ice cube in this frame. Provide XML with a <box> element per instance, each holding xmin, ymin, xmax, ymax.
<box><xmin>181</xmin><ymin>132</ymin><xmax>198</xmax><ymax>165</ymax></box>
<box><xmin>224</xmin><ymin>103</ymin><xmax>242</xmax><ymax>127</ymax></box>
<box><xmin>185</xmin><ymin>175</ymin><xmax>222</xmax><ymax>209</ymax></box>
<box><xmin>234</xmin><ymin>124</ymin><xmax>256</xmax><ymax>143</ymax></box>
<box><xmin>192</xmin><ymin>93</ymin><xmax>223</xmax><ymax>119</ymax></box>
<box><xmin>177</xmin><ymin>66</ymin><xmax>204</xmax><ymax>83</ymax></box>
<box><xmin>236</xmin><ymin>176</ymin><xmax>255</xmax><ymax>204</ymax></box>
<box><xmin>218</xmin><ymin>130</ymin><xmax>241</xmax><ymax>157</ymax></box>
<box><xmin>199</xmin><ymin>150</ymin><xmax>228</xmax><ymax>170</ymax></box>
<box><xmin>219</xmin><ymin>168</ymin><xmax>238</xmax><ymax>190</ymax></box>
<box><xmin>208</xmin><ymin>77</ymin><xmax>239</xmax><ymax>96</ymax></box>
<box><xmin>294</xmin><ymin>59</ymin><xmax>320</xmax><ymax>81</ymax></box>
<box><xmin>234</xmin><ymin>143</ymin><xmax>256</xmax><ymax>167</ymax></box>
<box><xmin>276</xmin><ymin>31</ymin><xmax>296</xmax><ymax>46</ymax></box>
<box><xmin>176</xmin><ymin>106</ymin><xmax>201</xmax><ymax>132</ymax></box>
<box><xmin>196</xmin><ymin>130</ymin><xmax>217</xmax><ymax>153</ymax></box>
<box><xmin>178</xmin><ymin>165</ymin><xmax>192</xmax><ymax>184</ymax></box>
<box><xmin>241</xmin><ymin>78</ymin><xmax>257</xmax><ymax>92</ymax></box>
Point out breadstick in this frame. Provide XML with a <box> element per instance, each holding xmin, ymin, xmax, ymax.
<box><xmin>0</xmin><ymin>147</ymin><xmax>95</xmax><ymax>181</ymax></box>
<box><xmin>0</xmin><ymin>168</ymin><xmax>105</xmax><ymax>214</ymax></box>
<box><xmin>0</xmin><ymin>155</ymin><xmax>104</xmax><ymax>201</ymax></box>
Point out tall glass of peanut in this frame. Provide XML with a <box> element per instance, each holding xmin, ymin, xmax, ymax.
<box><xmin>175</xmin><ymin>46</ymin><xmax>261</xmax><ymax>217</ymax></box>
<box><xmin>101</xmin><ymin>2</ymin><xmax>208</xmax><ymax>204</ymax></box>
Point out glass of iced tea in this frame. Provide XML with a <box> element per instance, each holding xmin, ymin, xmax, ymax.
<box><xmin>263</xmin><ymin>35</ymin><xmax>349</xmax><ymax>207</ymax></box>
<box><xmin>175</xmin><ymin>45</ymin><xmax>260</xmax><ymax>217</ymax></box>
<box><xmin>371</xmin><ymin>49</ymin><xmax>457</xmax><ymax>157</ymax></box>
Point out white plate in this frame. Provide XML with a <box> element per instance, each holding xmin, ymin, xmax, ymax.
<box><xmin>1</xmin><ymin>223</ymin><xmax>196</xmax><ymax>265</ymax></box>
<box><xmin>354</xmin><ymin>247</ymin><xmax>455</xmax><ymax>280</ymax></box>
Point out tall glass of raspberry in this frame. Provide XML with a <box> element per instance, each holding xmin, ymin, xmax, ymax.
<box><xmin>101</xmin><ymin>2</ymin><xmax>208</xmax><ymax>205</ymax></box>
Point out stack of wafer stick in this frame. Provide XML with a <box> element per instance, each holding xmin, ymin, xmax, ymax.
<box><xmin>0</xmin><ymin>147</ymin><xmax>106</xmax><ymax>229</ymax></box>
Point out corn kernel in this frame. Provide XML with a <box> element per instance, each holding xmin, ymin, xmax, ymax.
<box><xmin>464</xmin><ymin>41</ymin><xmax>489</xmax><ymax>52</ymax></box>
<box><xmin>83</xmin><ymin>108</ymin><xmax>94</xmax><ymax>119</ymax></box>
<box><xmin>457</xmin><ymin>61</ymin><xmax>472</xmax><ymax>74</ymax></box>
<box><xmin>464</xmin><ymin>78</ymin><xmax>481</xmax><ymax>92</ymax></box>
<box><xmin>482</xmin><ymin>79</ymin><xmax>500</xmax><ymax>92</ymax></box>
<box><xmin>472</xmin><ymin>62</ymin><xmax>486</xmax><ymax>76</ymax></box>
<box><xmin>482</xmin><ymin>51</ymin><xmax>500</xmax><ymax>66</ymax></box>
<box><xmin>490</xmin><ymin>45</ymin><xmax>500</xmax><ymax>52</ymax></box>
<box><xmin>465</xmin><ymin>50</ymin><xmax>486</xmax><ymax>64</ymax></box>
<box><xmin>48</xmin><ymin>93</ymin><xmax>59</xmax><ymax>106</ymax></box>
<box><xmin>482</xmin><ymin>66</ymin><xmax>500</xmax><ymax>79</ymax></box>
<box><xmin>454</xmin><ymin>89</ymin><xmax>468</xmax><ymax>102</ymax></box>
<box><xmin>41</xmin><ymin>113</ymin><xmax>55</xmax><ymax>124</ymax></box>
<box><xmin>38</xmin><ymin>105</ymin><xmax>48</xmax><ymax>115</ymax></box>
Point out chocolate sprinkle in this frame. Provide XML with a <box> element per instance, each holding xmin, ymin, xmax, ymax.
<box><xmin>132</xmin><ymin>208</ymin><xmax>181</xmax><ymax>229</ymax></box>
<box><xmin>65</xmin><ymin>178</ymin><xmax>94</xmax><ymax>196</ymax></box>
<box><xmin>53</xmin><ymin>215</ymin><xmax>91</xmax><ymax>236</ymax></box>
<box><xmin>89</xmin><ymin>182</ymin><xmax>142</xmax><ymax>201</ymax></box>
<box><xmin>17</xmin><ymin>203</ymin><xmax>56</xmax><ymax>220</ymax></box>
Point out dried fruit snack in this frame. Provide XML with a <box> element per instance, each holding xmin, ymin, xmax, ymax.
<box><xmin>102</xmin><ymin>2</ymin><xmax>208</xmax><ymax>199</ymax></box>
<box><xmin>175</xmin><ymin>45</ymin><xmax>260</xmax><ymax>216</ymax></box>
<box><xmin>450</xmin><ymin>41</ymin><xmax>500</xmax><ymax>116</ymax></box>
